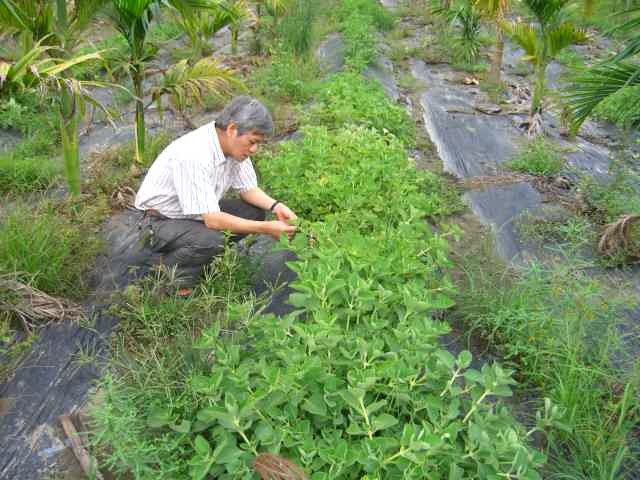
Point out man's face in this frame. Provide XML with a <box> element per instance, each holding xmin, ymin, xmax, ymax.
<box><xmin>227</xmin><ymin>125</ymin><xmax>266</xmax><ymax>161</ymax></box>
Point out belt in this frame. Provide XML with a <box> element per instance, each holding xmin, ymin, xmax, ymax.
<box><xmin>143</xmin><ymin>209</ymin><xmax>168</xmax><ymax>219</ymax></box>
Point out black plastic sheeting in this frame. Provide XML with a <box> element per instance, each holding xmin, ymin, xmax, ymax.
<box><xmin>0</xmin><ymin>210</ymin><xmax>298</xmax><ymax>479</ymax></box>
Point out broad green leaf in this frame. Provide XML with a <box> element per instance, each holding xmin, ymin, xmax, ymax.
<box><xmin>303</xmin><ymin>392</ymin><xmax>328</xmax><ymax>416</ymax></box>
<box><xmin>194</xmin><ymin>435</ymin><xmax>211</xmax><ymax>456</ymax></box>
<box><xmin>372</xmin><ymin>413</ymin><xmax>398</xmax><ymax>432</ymax></box>
<box><xmin>457</xmin><ymin>350</ymin><xmax>472</xmax><ymax>369</ymax></box>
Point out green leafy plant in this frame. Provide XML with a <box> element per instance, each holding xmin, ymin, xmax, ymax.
<box><xmin>506</xmin><ymin>136</ymin><xmax>564</xmax><ymax>176</ymax></box>
<box><xmin>258</xmin><ymin>125</ymin><xmax>461</xmax><ymax>227</ymax></box>
<box><xmin>277</xmin><ymin>0</ymin><xmax>316</xmax><ymax>56</ymax></box>
<box><xmin>503</xmin><ymin>0</ymin><xmax>586</xmax><ymax>135</ymax></box>
<box><xmin>306</xmin><ymin>72</ymin><xmax>416</xmax><ymax>146</ymax></box>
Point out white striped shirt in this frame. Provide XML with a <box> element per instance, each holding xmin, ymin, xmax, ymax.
<box><xmin>134</xmin><ymin>121</ymin><xmax>258</xmax><ymax>219</ymax></box>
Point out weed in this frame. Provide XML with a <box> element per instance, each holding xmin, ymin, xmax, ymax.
<box><xmin>506</xmin><ymin>136</ymin><xmax>564</xmax><ymax>176</ymax></box>
<box><xmin>454</xmin><ymin>258</ymin><xmax>639</xmax><ymax>479</ymax></box>
<box><xmin>277</xmin><ymin>0</ymin><xmax>317</xmax><ymax>56</ymax></box>
<box><xmin>0</xmin><ymin>95</ymin><xmax>61</xmax><ymax>193</ymax></box>
<box><xmin>579</xmin><ymin>162</ymin><xmax>640</xmax><ymax>221</ymax></box>
<box><xmin>0</xmin><ymin>202</ymin><xmax>102</xmax><ymax>298</ymax></box>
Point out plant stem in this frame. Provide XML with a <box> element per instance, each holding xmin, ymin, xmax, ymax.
<box><xmin>59</xmin><ymin>88</ymin><xmax>81</xmax><ymax>196</ymax></box>
<box><xmin>531</xmin><ymin>62</ymin><xmax>546</xmax><ymax>117</ymax></box>
<box><xmin>132</xmin><ymin>64</ymin><xmax>145</xmax><ymax>165</ymax></box>
<box><xmin>490</xmin><ymin>24</ymin><xmax>504</xmax><ymax>89</ymax></box>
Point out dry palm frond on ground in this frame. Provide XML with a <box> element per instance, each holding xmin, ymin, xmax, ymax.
<box><xmin>0</xmin><ymin>273</ymin><xmax>86</xmax><ymax>333</ymax></box>
<box><xmin>598</xmin><ymin>214</ymin><xmax>640</xmax><ymax>259</ymax></box>
<box><xmin>253</xmin><ymin>453</ymin><xmax>308</xmax><ymax>480</ymax></box>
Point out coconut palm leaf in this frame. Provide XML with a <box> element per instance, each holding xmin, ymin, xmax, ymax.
<box><xmin>547</xmin><ymin>23</ymin><xmax>587</xmax><ymax>58</ymax></box>
<box><xmin>150</xmin><ymin>57</ymin><xmax>243</xmax><ymax>112</ymax></box>
<box><xmin>608</xmin><ymin>8</ymin><xmax>640</xmax><ymax>63</ymax></box>
<box><xmin>502</xmin><ymin>21</ymin><xmax>539</xmax><ymax>61</ymax></box>
<box><xmin>567</xmin><ymin>62</ymin><xmax>640</xmax><ymax>130</ymax></box>
<box><xmin>0</xmin><ymin>0</ymin><xmax>53</xmax><ymax>41</ymax></box>
<box><xmin>520</xmin><ymin>0</ymin><xmax>571</xmax><ymax>27</ymax></box>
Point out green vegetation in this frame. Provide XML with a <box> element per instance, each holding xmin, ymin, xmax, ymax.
<box><xmin>579</xmin><ymin>162</ymin><xmax>640</xmax><ymax>221</ymax></box>
<box><xmin>250</xmin><ymin>50</ymin><xmax>321</xmax><ymax>104</ymax></box>
<box><xmin>337</xmin><ymin>0</ymin><xmax>395</xmax><ymax>71</ymax></box>
<box><xmin>567</xmin><ymin>5</ymin><xmax>640</xmax><ymax>131</ymax></box>
<box><xmin>506</xmin><ymin>137</ymin><xmax>564</xmax><ymax>176</ymax></box>
<box><xmin>455</xmin><ymin>260</ymin><xmax>639</xmax><ymax>479</ymax></box>
<box><xmin>0</xmin><ymin>203</ymin><xmax>103</xmax><ymax>297</ymax></box>
<box><xmin>0</xmin><ymin>96</ymin><xmax>61</xmax><ymax>194</ymax></box>
<box><xmin>504</xmin><ymin>0</ymin><xmax>586</xmax><ymax>132</ymax></box>
<box><xmin>306</xmin><ymin>72</ymin><xmax>416</xmax><ymax>146</ymax></box>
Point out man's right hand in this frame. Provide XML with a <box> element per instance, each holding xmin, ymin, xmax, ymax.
<box><xmin>264</xmin><ymin>220</ymin><xmax>296</xmax><ymax>240</ymax></box>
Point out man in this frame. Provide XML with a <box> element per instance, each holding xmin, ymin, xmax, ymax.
<box><xmin>134</xmin><ymin>96</ymin><xmax>297</xmax><ymax>293</ymax></box>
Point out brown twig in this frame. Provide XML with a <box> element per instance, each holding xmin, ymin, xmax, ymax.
<box><xmin>0</xmin><ymin>273</ymin><xmax>86</xmax><ymax>333</ymax></box>
<box><xmin>59</xmin><ymin>415</ymin><xmax>104</xmax><ymax>480</ymax></box>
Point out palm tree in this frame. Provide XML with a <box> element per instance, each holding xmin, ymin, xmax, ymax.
<box><xmin>567</xmin><ymin>7</ymin><xmax>640</xmax><ymax>131</ymax></box>
<box><xmin>503</xmin><ymin>0</ymin><xmax>586</xmax><ymax>135</ymax></box>
<box><xmin>0</xmin><ymin>0</ymin><xmax>111</xmax><ymax>196</ymax></box>
<box><xmin>108</xmin><ymin>0</ymin><xmax>235</xmax><ymax>165</ymax></box>
<box><xmin>474</xmin><ymin>0</ymin><xmax>509</xmax><ymax>88</ymax></box>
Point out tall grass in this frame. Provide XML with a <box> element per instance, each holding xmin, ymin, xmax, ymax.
<box><xmin>0</xmin><ymin>203</ymin><xmax>102</xmax><ymax>297</ymax></box>
<box><xmin>454</xmin><ymin>260</ymin><xmax>639</xmax><ymax>479</ymax></box>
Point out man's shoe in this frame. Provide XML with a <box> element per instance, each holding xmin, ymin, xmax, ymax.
<box><xmin>177</xmin><ymin>287</ymin><xmax>193</xmax><ymax>298</ymax></box>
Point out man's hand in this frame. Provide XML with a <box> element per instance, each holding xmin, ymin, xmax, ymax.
<box><xmin>273</xmin><ymin>203</ymin><xmax>297</xmax><ymax>223</ymax></box>
<box><xmin>263</xmin><ymin>220</ymin><xmax>296</xmax><ymax>240</ymax></box>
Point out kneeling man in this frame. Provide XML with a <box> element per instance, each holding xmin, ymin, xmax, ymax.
<box><xmin>134</xmin><ymin>96</ymin><xmax>297</xmax><ymax>291</ymax></box>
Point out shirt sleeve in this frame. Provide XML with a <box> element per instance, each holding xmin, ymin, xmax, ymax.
<box><xmin>171</xmin><ymin>154</ymin><xmax>221</xmax><ymax>215</ymax></box>
<box><xmin>231</xmin><ymin>159</ymin><xmax>258</xmax><ymax>192</ymax></box>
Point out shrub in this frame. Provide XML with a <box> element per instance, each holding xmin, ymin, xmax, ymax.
<box><xmin>307</xmin><ymin>72</ymin><xmax>416</xmax><ymax>145</ymax></box>
<box><xmin>507</xmin><ymin>137</ymin><xmax>564</xmax><ymax>176</ymax></box>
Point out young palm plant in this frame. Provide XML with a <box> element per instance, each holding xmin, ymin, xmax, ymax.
<box><xmin>0</xmin><ymin>0</ymin><xmax>112</xmax><ymax>196</ymax></box>
<box><xmin>503</xmin><ymin>0</ymin><xmax>586</xmax><ymax>135</ymax></box>
<box><xmin>474</xmin><ymin>0</ymin><xmax>509</xmax><ymax>88</ymax></box>
<box><xmin>109</xmin><ymin>0</ymin><xmax>240</xmax><ymax>165</ymax></box>
<box><xmin>567</xmin><ymin>7</ymin><xmax>640</xmax><ymax>131</ymax></box>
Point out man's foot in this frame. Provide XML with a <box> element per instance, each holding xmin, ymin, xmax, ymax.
<box><xmin>177</xmin><ymin>287</ymin><xmax>193</xmax><ymax>298</ymax></box>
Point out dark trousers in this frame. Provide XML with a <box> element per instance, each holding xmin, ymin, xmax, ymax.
<box><xmin>139</xmin><ymin>199</ymin><xmax>265</xmax><ymax>287</ymax></box>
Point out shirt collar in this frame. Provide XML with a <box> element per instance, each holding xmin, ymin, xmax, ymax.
<box><xmin>210</xmin><ymin>121</ymin><xmax>228</xmax><ymax>166</ymax></box>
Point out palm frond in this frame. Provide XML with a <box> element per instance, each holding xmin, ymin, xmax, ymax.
<box><xmin>566</xmin><ymin>62</ymin><xmax>640</xmax><ymax>130</ymax></box>
<box><xmin>502</xmin><ymin>20</ymin><xmax>539</xmax><ymax>62</ymax></box>
<box><xmin>520</xmin><ymin>0</ymin><xmax>571</xmax><ymax>27</ymax></box>
<box><xmin>0</xmin><ymin>0</ymin><xmax>54</xmax><ymax>41</ymax></box>
<box><xmin>150</xmin><ymin>57</ymin><xmax>243</xmax><ymax>112</ymax></box>
<box><xmin>608</xmin><ymin>8</ymin><xmax>640</xmax><ymax>63</ymax></box>
<box><xmin>547</xmin><ymin>22</ymin><xmax>587</xmax><ymax>57</ymax></box>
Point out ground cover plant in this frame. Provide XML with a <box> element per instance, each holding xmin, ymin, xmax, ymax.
<box><xmin>454</xmin><ymin>260</ymin><xmax>639</xmax><ymax>478</ymax></box>
<box><xmin>506</xmin><ymin>136</ymin><xmax>564</xmax><ymax>176</ymax></box>
<box><xmin>304</xmin><ymin>72</ymin><xmax>417</xmax><ymax>146</ymax></box>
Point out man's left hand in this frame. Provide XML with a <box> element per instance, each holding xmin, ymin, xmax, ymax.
<box><xmin>273</xmin><ymin>203</ymin><xmax>297</xmax><ymax>223</ymax></box>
